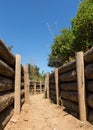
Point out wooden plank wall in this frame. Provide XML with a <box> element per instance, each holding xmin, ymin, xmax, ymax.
<box><xmin>0</xmin><ymin>40</ymin><xmax>25</xmax><ymax>129</ymax></box>
<box><xmin>47</xmin><ymin>47</ymin><xmax>93</xmax><ymax>123</ymax></box>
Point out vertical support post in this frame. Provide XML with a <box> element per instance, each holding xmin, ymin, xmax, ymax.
<box><xmin>40</xmin><ymin>80</ymin><xmax>42</xmax><ymax>94</ymax></box>
<box><xmin>14</xmin><ymin>54</ymin><xmax>21</xmax><ymax>114</ymax></box>
<box><xmin>46</xmin><ymin>73</ymin><xmax>50</xmax><ymax>99</ymax></box>
<box><xmin>44</xmin><ymin>76</ymin><xmax>47</xmax><ymax>98</ymax></box>
<box><xmin>55</xmin><ymin>68</ymin><xmax>59</xmax><ymax>106</ymax></box>
<box><xmin>76</xmin><ymin>52</ymin><xmax>86</xmax><ymax>121</ymax></box>
<box><xmin>34</xmin><ymin>82</ymin><xmax>36</xmax><ymax>94</ymax></box>
<box><xmin>24</xmin><ymin>64</ymin><xmax>29</xmax><ymax>104</ymax></box>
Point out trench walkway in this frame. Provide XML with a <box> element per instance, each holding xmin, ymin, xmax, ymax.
<box><xmin>5</xmin><ymin>94</ymin><xmax>93</xmax><ymax>130</ymax></box>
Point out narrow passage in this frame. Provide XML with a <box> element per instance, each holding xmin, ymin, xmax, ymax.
<box><xmin>5</xmin><ymin>94</ymin><xmax>93</xmax><ymax>130</ymax></box>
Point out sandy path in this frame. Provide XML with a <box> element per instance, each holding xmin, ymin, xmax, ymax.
<box><xmin>5</xmin><ymin>94</ymin><xmax>93</xmax><ymax>130</ymax></box>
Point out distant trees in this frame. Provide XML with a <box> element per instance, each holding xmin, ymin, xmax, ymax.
<box><xmin>48</xmin><ymin>0</ymin><xmax>93</xmax><ymax>67</ymax></box>
<box><xmin>28</xmin><ymin>64</ymin><xmax>45</xmax><ymax>83</ymax></box>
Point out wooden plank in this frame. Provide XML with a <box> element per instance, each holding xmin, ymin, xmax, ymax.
<box><xmin>76</xmin><ymin>52</ymin><xmax>86</xmax><ymax>121</ymax></box>
<box><xmin>49</xmin><ymin>78</ymin><xmax>55</xmax><ymax>84</ymax></box>
<box><xmin>40</xmin><ymin>80</ymin><xmax>42</xmax><ymax>94</ymax></box>
<box><xmin>0</xmin><ymin>76</ymin><xmax>14</xmax><ymax>92</ymax></box>
<box><xmin>14</xmin><ymin>54</ymin><xmax>21</xmax><ymax>114</ymax></box>
<box><xmin>46</xmin><ymin>73</ymin><xmax>50</xmax><ymax>99</ymax></box>
<box><xmin>63</xmin><ymin>99</ymin><xmax>79</xmax><ymax>112</ymax></box>
<box><xmin>59</xmin><ymin>82</ymin><xmax>77</xmax><ymax>91</ymax></box>
<box><xmin>55</xmin><ymin>68</ymin><xmax>59</xmax><ymax>105</ymax></box>
<box><xmin>58</xmin><ymin>60</ymin><xmax>76</xmax><ymax>74</ymax></box>
<box><xmin>59</xmin><ymin>70</ymin><xmax>77</xmax><ymax>82</ymax></box>
<box><xmin>34</xmin><ymin>82</ymin><xmax>36</xmax><ymax>94</ymax></box>
<box><xmin>24</xmin><ymin>64</ymin><xmax>29</xmax><ymax>104</ymax></box>
<box><xmin>60</xmin><ymin>91</ymin><xmax>78</xmax><ymax>103</ymax></box>
<box><xmin>84</xmin><ymin>47</ymin><xmax>93</xmax><ymax>64</ymax></box>
<box><xmin>0</xmin><ymin>93</ymin><xmax>14</xmax><ymax>113</ymax></box>
<box><xmin>0</xmin><ymin>90</ymin><xmax>24</xmax><ymax>114</ymax></box>
<box><xmin>88</xmin><ymin>110</ymin><xmax>93</xmax><ymax>122</ymax></box>
<box><xmin>87</xmin><ymin>94</ymin><xmax>93</xmax><ymax>109</ymax></box>
<box><xmin>49</xmin><ymin>73</ymin><xmax>54</xmax><ymax>80</ymax></box>
<box><xmin>0</xmin><ymin>39</ymin><xmax>15</xmax><ymax>68</ymax></box>
<box><xmin>44</xmin><ymin>76</ymin><xmax>47</xmax><ymax>97</ymax></box>
<box><xmin>0</xmin><ymin>60</ymin><xmax>14</xmax><ymax>78</ymax></box>
<box><xmin>86</xmin><ymin>81</ymin><xmax>93</xmax><ymax>92</ymax></box>
<box><xmin>0</xmin><ymin>107</ymin><xmax>13</xmax><ymax>130</ymax></box>
<box><xmin>85</xmin><ymin>63</ymin><xmax>93</xmax><ymax>79</ymax></box>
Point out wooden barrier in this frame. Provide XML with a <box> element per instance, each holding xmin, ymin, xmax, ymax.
<box><xmin>0</xmin><ymin>40</ymin><xmax>15</xmax><ymax>67</ymax></box>
<box><xmin>47</xmin><ymin>47</ymin><xmax>93</xmax><ymax>123</ymax></box>
<box><xmin>29</xmin><ymin>81</ymin><xmax>45</xmax><ymax>95</ymax></box>
<box><xmin>0</xmin><ymin>40</ymin><xmax>25</xmax><ymax>128</ymax></box>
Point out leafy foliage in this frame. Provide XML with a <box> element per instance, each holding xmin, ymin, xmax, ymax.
<box><xmin>48</xmin><ymin>0</ymin><xmax>93</xmax><ymax>67</ymax></box>
<box><xmin>28</xmin><ymin>64</ymin><xmax>45</xmax><ymax>83</ymax></box>
<box><xmin>72</xmin><ymin>0</ymin><xmax>93</xmax><ymax>51</ymax></box>
<box><xmin>48</xmin><ymin>29</ymin><xmax>75</xmax><ymax>67</ymax></box>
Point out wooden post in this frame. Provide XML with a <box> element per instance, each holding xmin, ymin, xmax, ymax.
<box><xmin>14</xmin><ymin>54</ymin><xmax>21</xmax><ymax>114</ymax></box>
<box><xmin>34</xmin><ymin>82</ymin><xmax>36</xmax><ymax>94</ymax></box>
<box><xmin>24</xmin><ymin>64</ymin><xmax>29</xmax><ymax>104</ymax></box>
<box><xmin>76</xmin><ymin>52</ymin><xmax>86</xmax><ymax>121</ymax></box>
<box><xmin>44</xmin><ymin>76</ymin><xmax>47</xmax><ymax>98</ymax></box>
<box><xmin>40</xmin><ymin>80</ymin><xmax>42</xmax><ymax>94</ymax></box>
<box><xmin>46</xmin><ymin>73</ymin><xmax>50</xmax><ymax>99</ymax></box>
<box><xmin>55</xmin><ymin>68</ymin><xmax>59</xmax><ymax>106</ymax></box>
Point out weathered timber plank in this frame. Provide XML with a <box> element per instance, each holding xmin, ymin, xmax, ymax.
<box><xmin>86</xmin><ymin>81</ymin><xmax>93</xmax><ymax>92</ymax></box>
<box><xmin>59</xmin><ymin>70</ymin><xmax>77</xmax><ymax>82</ymax></box>
<box><xmin>58</xmin><ymin>60</ymin><xmax>76</xmax><ymax>74</ymax></box>
<box><xmin>60</xmin><ymin>91</ymin><xmax>78</xmax><ymax>103</ymax></box>
<box><xmin>49</xmin><ymin>84</ymin><xmax>56</xmax><ymax>90</ymax></box>
<box><xmin>49</xmin><ymin>73</ymin><xmax>54</xmax><ymax>80</ymax></box>
<box><xmin>0</xmin><ymin>107</ymin><xmax>13</xmax><ymax>130</ymax></box>
<box><xmin>85</xmin><ymin>63</ymin><xmax>93</xmax><ymax>79</ymax></box>
<box><xmin>63</xmin><ymin>99</ymin><xmax>79</xmax><ymax>112</ymax></box>
<box><xmin>87</xmin><ymin>95</ymin><xmax>93</xmax><ymax>109</ymax></box>
<box><xmin>0</xmin><ymin>60</ymin><xmax>14</xmax><ymax>78</ymax></box>
<box><xmin>0</xmin><ymin>93</ymin><xmax>14</xmax><ymax>113</ymax></box>
<box><xmin>59</xmin><ymin>82</ymin><xmax>77</xmax><ymax>91</ymax></box>
<box><xmin>0</xmin><ymin>76</ymin><xmax>14</xmax><ymax>92</ymax></box>
<box><xmin>57</xmin><ymin>47</ymin><xmax>93</xmax><ymax>75</ymax></box>
<box><xmin>50</xmin><ymin>90</ymin><xmax>56</xmax><ymax>96</ymax></box>
<box><xmin>84</xmin><ymin>47</ymin><xmax>93</xmax><ymax>64</ymax></box>
<box><xmin>0</xmin><ymin>39</ymin><xmax>15</xmax><ymax>68</ymax></box>
<box><xmin>88</xmin><ymin>110</ymin><xmax>93</xmax><ymax>122</ymax></box>
<box><xmin>0</xmin><ymin>90</ymin><xmax>24</xmax><ymax>113</ymax></box>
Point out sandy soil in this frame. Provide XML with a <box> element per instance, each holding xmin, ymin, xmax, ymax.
<box><xmin>5</xmin><ymin>94</ymin><xmax>93</xmax><ymax>130</ymax></box>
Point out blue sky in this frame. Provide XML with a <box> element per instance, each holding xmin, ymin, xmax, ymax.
<box><xmin>0</xmin><ymin>0</ymin><xmax>79</xmax><ymax>73</ymax></box>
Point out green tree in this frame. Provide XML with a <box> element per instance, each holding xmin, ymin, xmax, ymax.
<box><xmin>48</xmin><ymin>28</ymin><xmax>75</xmax><ymax>67</ymax></box>
<box><xmin>28</xmin><ymin>64</ymin><xmax>45</xmax><ymax>83</ymax></box>
<box><xmin>72</xmin><ymin>0</ymin><xmax>93</xmax><ymax>52</ymax></box>
<box><xmin>29</xmin><ymin>64</ymin><xmax>40</xmax><ymax>81</ymax></box>
<box><xmin>48</xmin><ymin>0</ymin><xmax>93</xmax><ymax>68</ymax></box>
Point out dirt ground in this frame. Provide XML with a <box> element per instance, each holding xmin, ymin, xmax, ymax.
<box><xmin>5</xmin><ymin>94</ymin><xmax>93</xmax><ymax>130</ymax></box>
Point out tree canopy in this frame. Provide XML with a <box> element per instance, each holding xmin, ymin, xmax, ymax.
<box><xmin>48</xmin><ymin>0</ymin><xmax>93</xmax><ymax>68</ymax></box>
<box><xmin>72</xmin><ymin>0</ymin><xmax>93</xmax><ymax>52</ymax></box>
<box><xmin>48</xmin><ymin>29</ymin><xmax>75</xmax><ymax>67</ymax></box>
